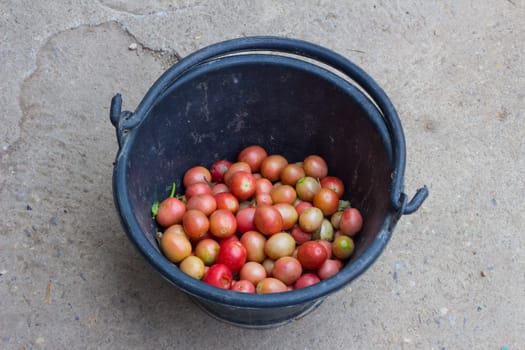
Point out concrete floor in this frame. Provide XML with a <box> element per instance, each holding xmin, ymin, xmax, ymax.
<box><xmin>1</xmin><ymin>1</ymin><xmax>524</xmax><ymax>349</ymax></box>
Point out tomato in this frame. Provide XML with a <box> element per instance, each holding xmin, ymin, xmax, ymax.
<box><xmin>303</xmin><ymin>155</ymin><xmax>328</xmax><ymax>179</ymax></box>
<box><xmin>332</xmin><ymin>235</ymin><xmax>355</xmax><ymax>260</ymax></box>
<box><xmin>203</xmin><ymin>264</ymin><xmax>233</xmax><ymax>289</ymax></box>
<box><xmin>185</xmin><ymin>182</ymin><xmax>212</xmax><ymax>200</ymax></box>
<box><xmin>317</xmin><ymin>239</ymin><xmax>333</xmax><ymax>259</ymax></box>
<box><xmin>294</xmin><ymin>200</ymin><xmax>313</xmax><ymax>215</ymax></box>
<box><xmin>186</xmin><ymin>193</ymin><xmax>217</xmax><ymax>216</ymax></box>
<box><xmin>236</xmin><ymin>207</ymin><xmax>256</xmax><ymax>233</ymax></box>
<box><xmin>163</xmin><ymin>224</ymin><xmax>186</xmax><ymax>237</ymax></box>
<box><xmin>312</xmin><ymin>219</ymin><xmax>334</xmax><ymax>241</ymax></box>
<box><xmin>273</xmin><ymin>203</ymin><xmax>298</xmax><ymax>230</ymax></box>
<box><xmin>313</xmin><ymin>188</ymin><xmax>339</xmax><ymax>216</ymax></box>
<box><xmin>239</xmin><ymin>261</ymin><xmax>267</xmax><ymax>286</ymax></box>
<box><xmin>290</xmin><ymin>225</ymin><xmax>312</xmax><ymax>244</ymax></box>
<box><xmin>262</xmin><ymin>258</ymin><xmax>275</xmax><ymax>276</ymax></box>
<box><xmin>217</xmin><ymin>239</ymin><xmax>247</xmax><ymax>273</ymax></box>
<box><xmin>295</xmin><ymin>176</ymin><xmax>321</xmax><ymax>202</ymax></box>
<box><xmin>294</xmin><ymin>273</ymin><xmax>321</xmax><ymax>289</ymax></box>
<box><xmin>298</xmin><ymin>207</ymin><xmax>324</xmax><ymax>233</ymax></box>
<box><xmin>223</xmin><ymin>161</ymin><xmax>251</xmax><ymax>186</ymax></box>
<box><xmin>182</xmin><ymin>209</ymin><xmax>210</xmax><ymax>241</ymax></box>
<box><xmin>320</xmin><ymin>176</ymin><xmax>345</xmax><ymax>198</ymax></box>
<box><xmin>339</xmin><ymin>208</ymin><xmax>363</xmax><ymax>237</ymax></box>
<box><xmin>264</xmin><ymin>232</ymin><xmax>296</xmax><ymax>260</ymax></box>
<box><xmin>210</xmin><ymin>159</ymin><xmax>232</xmax><ymax>183</ymax></box>
<box><xmin>270</xmin><ymin>184</ymin><xmax>297</xmax><ymax>204</ymax></box>
<box><xmin>160</xmin><ymin>230</ymin><xmax>192</xmax><ymax>263</ymax></box>
<box><xmin>237</xmin><ymin>145</ymin><xmax>268</xmax><ymax>172</ymax></box>
<box><xmin>255</xmin><ymin>177</ymin><xmax>273</xmax><ymax>195</ymax></box>
<box><xmin>229</xmin><ymin>171</ymin><xmax>256</xmax><ymax>200</ymax></box>
<box><xmin>256</xmin><ymin>277</ymin><xmax>288</xmax><ymax>294</ymax></box>
<box><xmin>255</xmin><ymin>193</ymin><xmax>273</xmax><ymax>206</ymax></box>
<box><xmin>231</xmin><ymin>280</ymin><xmax>256</xmax><ymax>293</ymax></box>
<box><xmin>179</xmin><ymin>255</ymin><xmax>206</xmax><ymax>279</ymax></box>
<box><xmin>156</xmin><ymin>196</ymin><xmax>186</xmax><ymax>227</ymax></box>
<box><xmin>272</xmin><ymin>256</ymin><xmax>302</xmax><ymax>285</ymax></box>
<box><xmin>214</xmin><ymin>192</ymin><xmax>239</xmax><ymax>213</ymax></box>
<box><xmin>297</xmin><ymin>241</ymin><xmax>328</xmax><ymax>270</ymax></box>
<box><xmin>317</xmin><ymin>259</ymin><xmax>342</xmax><ymax>280</ymax></box>
<box><xmin>330</xmin><ymin>211</ymin><xmax>343</xmax><ymax>230</ymax></box>
<box><xmin>240</xmin><ymin>230</ymin><xmax>267</xmax><ymax>262</ymax></box>
<box><xmin>194</xmin><ymin>238</ymin><xmax>220</xmax><ymax>266</ymax></box>
<box><xmin>183</xmin><ymin>166</ymin><xmax>212</xmax><ymax>187</ymax></box>
<box><xmin>209</xmin><ymin>209</ymin><xmax>237</xmax><ymax>239</ymax></box>
<box><xmin>211</xmin><ymin>183</ymin><xmax>230</xmax><ymax>195</ymax></box>
<box><xmin>260</xmin><ymin>154</ymin><xmax>288</xmax><ymax>182</ymax></box>
<box><xmin>253</xmin><ymin>205</ymin><xmax>283</xmax><ymax>236</ymax></box>
<box><xmin>280</xmin><ymin>163</ymin><xmax>306</xmax><ymax>186</ymax></box>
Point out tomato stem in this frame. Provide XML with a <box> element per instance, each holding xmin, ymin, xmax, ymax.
<box><xmin>170</xmin><ymin>183</ymin><xmax>177</xmax><ymax>197</ymax></box>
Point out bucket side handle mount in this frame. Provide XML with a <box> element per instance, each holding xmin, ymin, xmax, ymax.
<box><xmin>110</xmin><ymin>93</ymin><xmax>139</xmax><ymax>148</ymax></box>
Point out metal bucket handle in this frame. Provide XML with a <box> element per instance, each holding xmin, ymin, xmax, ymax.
<box><xmin>111</xmin><ymin>36</ymin><xmax>428</xmax><ymax>215</ymax></box>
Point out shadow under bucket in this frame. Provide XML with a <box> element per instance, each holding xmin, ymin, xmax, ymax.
<box><xmin>110</xmin><ymin>36</ymin><xmax>428</xmax><ymax>328</ymax></box>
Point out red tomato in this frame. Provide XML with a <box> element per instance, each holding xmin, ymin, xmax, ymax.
<box><xmin>231</xmin><ymin>280</ymin><xmax>256</xmax><ymax>293</ymax></box>
<box><xmin>317</xmin><ymin>239</ymin><xmax>333</xmax><ymax>259</ymax></box>
<box><xmin>290</xmin><ymin>225</ymin><xmax>312</xmax><ymax>244</ymax></box>
<box><xmin>156</xmin><ymin>197</ymin><xmax>186</xmax><ymax>227</ymax></box>
<box><xmin>236</xmin><ymin>207</ymin><xmax>256</xmax><ymax>233</ymax></box>
<box><xmin>273</xmin><ymin>203</ymin><xmax>298</xmax><ymax>230</ymax></box>
<box><xmin>294</xmin><ymin>200</ymin><xmax>313</xmax><ymax>215</ymax></box>
<box><xmin>239</xmin><ymin>261</ymin><xmax>267</xmax><ymax>286</ymax></box>
<box><xmin>214</xmin><ymin>192</ymin><xmax>239</xmax><ymax>213</ymax></box>
<box><xmin>270</xmin><ymin>184</ymin><xmax>297</xmax><ymax>204</ymax></box>
<box><xmin>223</xmin><ymin>161</ymin><xmax>251</xmax><ymax>186</ymax></box>
<box><xmin>260</xmin><ymin>154</ymin><xmax>288</xmax><ymax>182</ymax></box>
<box><xmin>237</xmin><ymin>145</ymin><xmax>268</xmax><ymax>172</ymax></box>
<box><xmin>255</xmin><ymin>193</ymin><xmax>273</xmax><ymax>206</ymax></box>
<box><xmin>313</xmin><ymin>188</ymin><xmax>339</xmax><ymax>216</ymax></box>
<box><xmin>186</xmin><ymin>193</ymin><xmax>217</xmax><ymax>216</ymax></box>
<box><xmin>272</xmin><ymin>256</ymin><xmax>303</xmax><ymax>285</ymax></box>
<box><xmin>296</xmin><ymin>241</ymin><xmax>328</xmax><ymax>270</ymax></box>
<box><xmin>339</xmin><ymin>208</ymin><xmax>363</xmax><ymax>237</ymax></box>
<box><xmin>320</xmin><ymin>176</ymin><xmax>345</xmax><ymax>198</ymax></box>
<box><xmin>185</xmin><ymin>182</ymin><xmax>212</xmax><ymax>200</ymax></box>
<box><xmin>210</xmin><ymin>159</ymin><xmax>232</xmax><ymax>183</ymax></box>
<box><xmin>182</xmin><ymin>209</ymin><xmax>210</xmax><ymax>241</ymax></box>
<box><xmin>254</xmin><ymin>205</ymin><xmax>283</xmax><ymax>236</ymax></box>
<box><xmin>217</xmin><ymin>239</ymin><xmax>247</xmax><ymax>273</ymax></box>
<box><xmin>229</xmin><ymin>171</ymin><xmax>256</xmax><ymax>200</ymax></box>
<box><xmin>303</xmin><ymin>155</ymin><xmax>328</xmax><ymax>179</ymax></box>
<box><xmin>255</xmin><ymin>178</ymin><xmax>273</xmax><ymax>195</ymax></box>
<box><xmin>209</xmin><ymin>209</ymin><xmax>237</xmax><ymax>239</ymax></box>
<box><xmin>211</xmin><ymin>183</ymin><xmax>230</xmax><ymax>195</ymax></box>
<box><xmin>280</xmin><ymin>163</ymin><xmax>306</xmax><ymax>186</ymax></box>
<box><xmin>294</xmin><ymin>273</ymin><xmax>321</xmax><ymax>289</ymax></box>
<box><xmin>183</xmin><ymin>166</ymin><xmax>212</xmax><ymax>187</ymax></box>
<box><xmin>203</xmin><ymin>264</ymin><xmax>233</xmax><ymax>289</ymax></box>
<box><xmin>317</xmin><ymin>259</ymin><xmax>342</xmax><ymax>280</ymax></box>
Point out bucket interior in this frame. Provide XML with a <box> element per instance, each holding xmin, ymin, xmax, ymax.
<box><xmin>122</xmin><ymin>53</ymin><xmax>394</xmax><ymax>291</ymax></box>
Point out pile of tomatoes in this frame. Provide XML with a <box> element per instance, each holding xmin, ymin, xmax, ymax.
<box><xmin>151</xmin><ymin>145</ymin><xmax>363</xmax><ymax>294</ymax></box>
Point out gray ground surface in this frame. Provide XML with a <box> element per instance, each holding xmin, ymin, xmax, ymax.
<box><xmin>1</xmin><ymin>1</ymin><xmax>524</xmax><ymax>349</ymax></box>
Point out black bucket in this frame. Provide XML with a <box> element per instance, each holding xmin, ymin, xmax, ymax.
<box><xmin>110</xmin><ymin>36</ymin><xmax>428</xmax><ymax>328</ymax></box>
